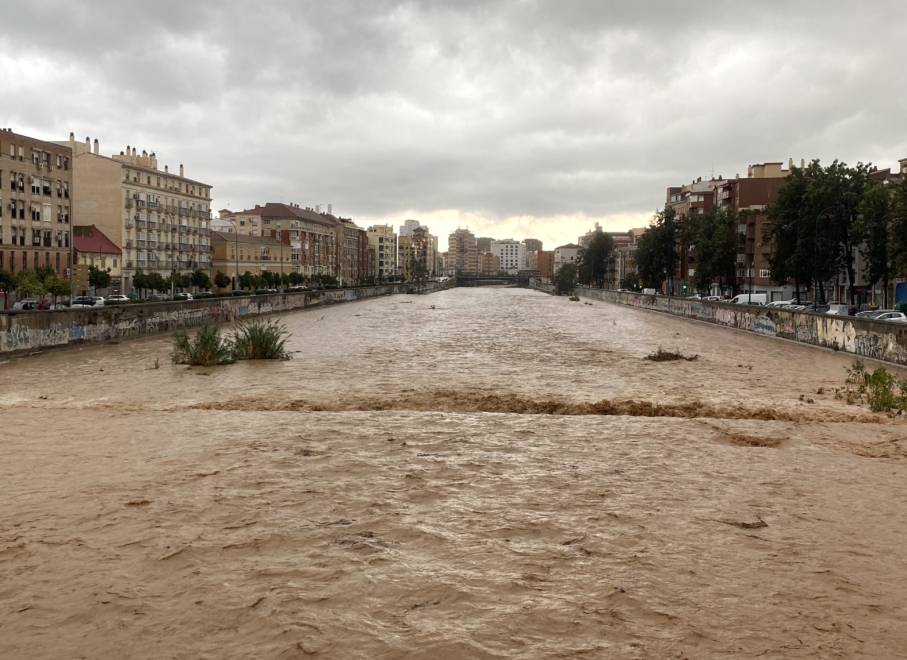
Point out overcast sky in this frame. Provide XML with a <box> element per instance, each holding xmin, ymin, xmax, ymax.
<box><xmin>2</xmin><ymin>1</ymin><xmax>905</xmax><ymax>250</ymax></box>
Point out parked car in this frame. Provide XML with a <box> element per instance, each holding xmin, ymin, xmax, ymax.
<box><xmin>106</xmin><ymin>294</ymin><xmax>129</xmax><ymax>302</ymax></box>
<box><xmin>146</xmin><ymin>294</ymin><xmax>170</xmax><ymax>302</ymax></box>
<box><xmin>616</xmin><ymin>288</ymin><xmax>630</xmax><ymax>293</ymax></box>
<box><xmin>826</xmin><ymin>303</ymin><xmax>853</xmax><ymax>316</ymax></box>
<box><xmin>875</xmin><ymin>311</ymin><xmax>907</xmax><ymax>322</ymax></box>
<box><xmin>765</xmin><ymin>300</ymin><xmax>795</xmax><ymax>308</ymax></box>
<box><xmin>70</xmin><ymin>296</ymin><xmax>102</xmax><ymax>308</ymax></box>
<box><xmin>857</xmin><ymin>309</ymin><xmax>888</xmax><ymax>318</ymax></box>
<box><xmin>173</xmin><ymin>293</ymin><xmax>194</xmax><ymax>301</ymax></box>
<box><xmin>686</xmin><ymin>294</ymin><xmax>701</xmax><ymax>300</ymax></box>
<box><xmin>286</xmin><ymin>286</ymin><xmax>310</xmax><ymax>292</ymax></box>
<box><xmin>11</xmin><ymin>298</ymin><xmax>40</xmax><ymax>310</ymax></box>
<box><xmin>728</xmin><ymin>293</ymin><xmax>767</xmax><ymax>305</ymax></box>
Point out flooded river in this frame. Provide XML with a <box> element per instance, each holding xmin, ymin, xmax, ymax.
<box><xmin>2</xmin><ymin>287</ymin><xmax>907</xmax><ymax>658</ymax></box>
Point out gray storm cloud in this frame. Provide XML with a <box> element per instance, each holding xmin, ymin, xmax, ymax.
<box><xmin>1</xmin><ymin>1</ymin><xmax>905</xmax><ymax>244</ymax></box>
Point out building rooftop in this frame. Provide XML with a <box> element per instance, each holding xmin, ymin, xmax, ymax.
<box><xmin>73</xmin><ymin>225</ymin><xmax>122</xmax><ymax>255</ymax></box>
<box><xmin>226</xmin><ymin>202</ymin><xmax>341</xmax><ymax>227</ymax></box>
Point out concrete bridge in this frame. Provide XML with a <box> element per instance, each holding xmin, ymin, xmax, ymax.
<box><xmin>455</xmin><ymin>274</ymin><xmax>518</xmax><ymax>287</ymax></box>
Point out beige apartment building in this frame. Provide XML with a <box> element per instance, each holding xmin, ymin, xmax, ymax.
<box><xmin>211</xmin><ymin>231</ymin><xmax>292</xmax><ymax>282</ymax></box>
<box><xmin>57</xmin><ymin>135</ymin><xmax>212</xmax><ymax>294</ymax></box>
<box><xmin>448</xmin><ymin>227</ymin><xmax>478</xmax><ymax>274</ymax></box>
<box><xmin>367</xmin><ymin>224</ymin><xmax>397</xmax><ymax>279</ymax></box>
<box><xmin>0</xmin><ymin>129</ymin><xmax>73</xmax><ymax>276</ymax></box>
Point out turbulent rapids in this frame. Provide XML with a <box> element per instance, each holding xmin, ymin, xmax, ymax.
<box><xmin>2</xmin><ymin>287</ymin><xmax>907</xmax><ymax>659</ymax></box>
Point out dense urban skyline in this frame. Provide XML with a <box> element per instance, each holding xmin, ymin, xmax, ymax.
<box><xmin>2</xmin><ymin>1</ymin><xmax>905</xmax><ymax>250</ymax></box>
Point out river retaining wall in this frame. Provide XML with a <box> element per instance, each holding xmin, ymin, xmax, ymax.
<box><xmin>566</xmin><ymin>287</ymin><xmax>907</xmax><ymax>367</ymax></box>
<box><xmin>0</xmin><ymin>282</ymin><xmax>447</xmax><ymax>358</ymax></box>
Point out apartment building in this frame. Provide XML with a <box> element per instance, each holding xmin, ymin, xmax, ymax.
<box><xmin>337</xmin><ymin>216</ymin><xmax>368</xmax><ymax>284</ymax></box>
<box><xmin>479</xmin><ymin>251</ymin><xmax>501</xmax><ymax>275</ymax></box>
<box><xmin>57</xmin><ymin>135</ymin><xmax>212</xmax><ymax>294</ymax></box>
<box><xmin>491</xmin><ymin>239</ymin><xmax>526</xmax><ymax>275</ymax></box>
<box><xmin>0</xmin><ymin>129</ymin><xmax>73</xmax><ymax>276</ymax></box>
<box><xmin>476</xmin><ymin>237</ymin><xmax>494</xmax><ymax>254</ymax></box>
<box><xmin>367</xmin><ymin>224</ymin><xmax>397</xmax><ymax>279</ymax></box>
<box><xmin>399</xmin><ymin>219</ymin><xmax>421</xmax><ymax>237</ymax></box>
<box><xmin>211</xmin><ymin>231</ymin><xmax>292</xmax><ymax>281</ymax></box>
<box><xmin>220</xmin><ymin>203</ymin><xmax>339</xmax><ymax>277</ymax></box>
<box><xmin>536</xmin><ymin>250</ymin><xmax>554</xmax><ymax>278</ymax></box>
<box><xmin>613</xmin><ymin>228</ymin><xmax>645</xmax><ymax>287</ymax></box>
<box><xmin>398</xmin><ymin>235</ymin><xmax>414</xmax><ymax>279</ymax></box>
<box><xmin>554</xmin><ymin>244</ymin><xmax>581</xmax><ymax>273</ymax></box>
<box><xmin>522</xmin><ymin>237</ymin><xmax>542</xmax><ymax>252</ymax></box>
<box><xmin>448</xmin><ymin>227</ymin><xmax>478</xmax><ymax>274</ymax></box>
<box><xmin>715</xmin><ymin>162</ymin><xmax>793</xmax><ymax>300</ymax></box>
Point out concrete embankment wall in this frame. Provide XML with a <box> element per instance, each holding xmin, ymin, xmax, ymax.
<box><xmin>568</xmin><ymin>287</ymin><xmax>907</xmax><ymax>366</ymax></box>
<box><xmin>0</xmin><ymin>282</ymin><xmax>447</xmax><ymax>358</ymax></box>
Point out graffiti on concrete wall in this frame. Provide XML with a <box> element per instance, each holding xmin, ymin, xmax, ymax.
<box><xmin>575</xmin><ymin>287</ymin><xmax>907</xmax><ymax>366</ymax></box>
<box><xmin>0</xmin><ymin>283</ymin><xmax>441</xmax><ymax>356</ymax></box>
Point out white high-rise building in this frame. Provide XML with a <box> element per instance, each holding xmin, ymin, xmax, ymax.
<box><xmin>491</xmin><ymin>239</ymin><xmax>526</xmax><ymax>275</ymax></box>
<box><xmin>399</xmin><ymin>219</ymin><xmax>421</xmax><ymax>237</ymax></box>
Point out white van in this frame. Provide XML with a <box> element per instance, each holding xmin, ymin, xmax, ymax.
<box><xmin>728</xmin><ymin>293</ymin><xmax>767</xmax><ymax>306</ymax></box>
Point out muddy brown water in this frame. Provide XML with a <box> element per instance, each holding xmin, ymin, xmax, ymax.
<box><xmin>2</xmin><ymin>287</ymin><xmax>907</xmax><ymax>659</ymax></box>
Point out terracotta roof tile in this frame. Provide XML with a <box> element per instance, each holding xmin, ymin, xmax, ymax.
<box><xmin>73</xmin><ymin>225</ymin><xmax>122</xmax><ymax>255</ymax></box>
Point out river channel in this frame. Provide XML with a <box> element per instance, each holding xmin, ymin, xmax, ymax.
<box><xmin>2</xmin><ymin>287</ymin><xmax>907</xmax><ymax>658</ymax></box>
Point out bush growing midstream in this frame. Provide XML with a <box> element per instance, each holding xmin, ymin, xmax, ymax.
<box><xmin>839</xmin><ymin>359</ymin><xmax>907</xmax><ymax>413</ymax></box>
<box><xmin>171</xmin><ymin>320</ymin><xmax>292</xmax><ymax>366</ymax></box>
<box><xmin>172</xmin><ymin>324</ymin><xmax>236</xmax><ymax>366</ymax></box>
<box><xmin>232</xmin><ymin>319</ymin><xmax>291</xmax><ymax>361</ymax></box>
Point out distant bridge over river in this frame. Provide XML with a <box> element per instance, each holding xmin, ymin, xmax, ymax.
<box><xmin>455</xmin><ymin>271</ymin><xmax>540</xmax><ymax>287</ymax></box>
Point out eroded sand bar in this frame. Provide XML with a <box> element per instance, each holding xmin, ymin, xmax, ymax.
<box><xmin>2</xmin><ymin>288</ymin><xmax>906</xmax><ymax>658</ymax></box>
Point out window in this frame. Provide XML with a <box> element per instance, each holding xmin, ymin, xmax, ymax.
<box><xmin>31</xmin><ymin>206</ymin><xmax>41</xmax><ymax>222</ymax></box>
<box><xmin>31</xmin><ymin>176</ymin><xmax>41</xmax><ymax>194</ymax></box>
<box><xmin>32</xmin><ymin>229</ymin><xmax>41</xmax><ymax>246</ymax></box>
<box><xmin>63</xmin><ymin>182</ymin><xmax>69</xmax><ymax>199</ymax></box>
<box><xmin>759</xmin><ymin>269</ymin><xmax>771</xmax><ymax>278</ymax></box>
<box><xmin>22</xmin><ymin>251</ymin><xmax>27</xmax><ymax>269</ymax></box>
<box><xmin>43</xmin><ymin>230</ymin><xmax>51</xmax><ymax>247</ymax></box>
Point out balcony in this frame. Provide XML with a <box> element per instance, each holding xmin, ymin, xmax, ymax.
<box><xmin>137</xmin><ymin>239</ymin><xmax>146</xmax><ymax>248</ymax></box>
<box><xmin>125</xmin><ymin>239</ymin><xmax>134</xmax><ymax>248</ymax></box>
<box><xmin>179</xmin><ymin>225</ymin><xmax>188</xmax><ymax>233</ymax></box>
<box><xmin>136</xmin><ymin>219</ymin><xmax>147</xmax><ymax>229</ymax></box>
<box><xmin>125</xmin><ymin>199</ymin><xmax>133</xmax><ymax>209</ymax></box>
<box><xmin>148</xmin><ymin>240</ymin><xmax>158</xmax><ymax>249</ymax></box>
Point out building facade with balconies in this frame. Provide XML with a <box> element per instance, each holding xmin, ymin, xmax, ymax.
<box><xmin>448</xmin><ymin>227</ymin><xmax>478</xmax><ymax>274</ymax></box>
<box><xmin>714</xmin><ymin>162</ymin><xmax>792</xmax><ymax>300</ymax></box>
<box><xmin>0</xmin><ymin>129</ymin><xmax>73</xmax><ymax>276</ymax></box>
<box><xmin>57</xmin><ymin>135</ymin><xmax>212</xmax><ymax>294</ymax></box>
<box><xmin>367</xmin><ymin>224</ymin><xmax>397</xmax><ymax>279</ymax></box>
